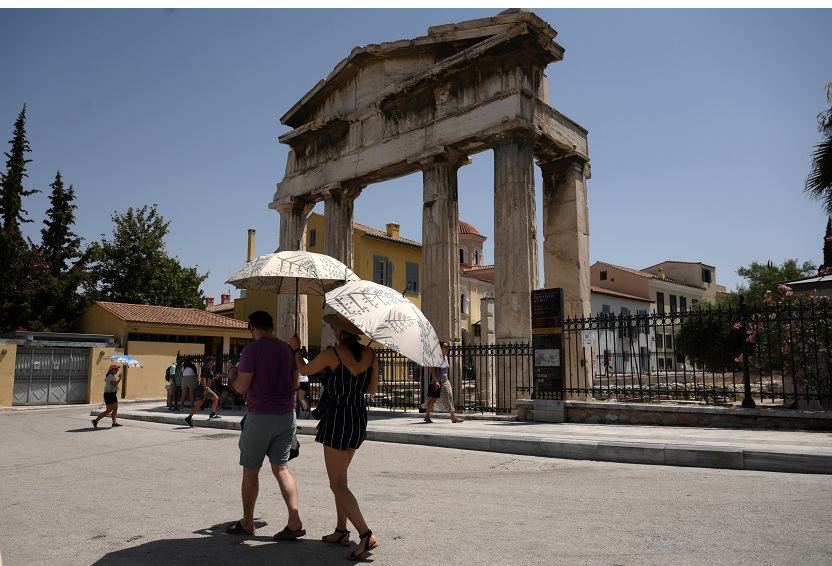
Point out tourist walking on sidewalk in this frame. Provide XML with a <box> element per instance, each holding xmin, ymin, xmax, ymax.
<box><xmin>184</xmin><ymin>356</ymin><xmax>222</xmax><ymax>427</ymax></box>
<box><xmin>179</xmin><ymin>356</ymin><xmax>198</xmax><ymax>410</ymax></box>
<box><xmin>424</xmin><ymin>342</ymin><xmax>463</xmax><ymax>424</ymax></box>
<box><xmin>225</xmin><ymin>311</ymin><xmax>305</xmax><ymax>541</ymax></box>
<box><xmin>92</xmin><ymin>364</ymin><xmax>123</xmax><ymax>429</ymax></box>
<box><xmin>290</xmin><ymin>312</ymin><xmax>380</xmax><ymax>560</ymax></box>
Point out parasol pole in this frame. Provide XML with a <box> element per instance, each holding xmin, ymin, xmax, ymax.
<box><xmin>295</xmin><ymin>276</ymin><xmax>299</xmax><ymax>335</ymax></box>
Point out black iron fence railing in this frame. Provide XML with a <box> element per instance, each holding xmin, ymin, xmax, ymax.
<box><xmin>183</xmin><ymin>297</ymin><xmax>832</xmax><ymax>414</ymax></box>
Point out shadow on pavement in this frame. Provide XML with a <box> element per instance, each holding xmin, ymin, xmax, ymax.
<box><xmin>89</xmin><ymin>522</ymin><xmax>375</xmax><ymax>566</ymax></box>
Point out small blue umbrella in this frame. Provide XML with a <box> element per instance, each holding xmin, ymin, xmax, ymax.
<box><xmin>105</xmin><ymin>354</ymin><xmax>144</xmax><ymax>368</ymax></box>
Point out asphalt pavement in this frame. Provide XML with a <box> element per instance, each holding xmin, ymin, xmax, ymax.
<box><xmin>87</xmin><ymin>399</ymin><xmax>832</xmax><ymax>474</ymax></box>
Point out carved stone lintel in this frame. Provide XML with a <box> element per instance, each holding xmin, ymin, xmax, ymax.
<box><xmin>407</xmin><ymin>146</ymin><xmax>471</xmax><ymax>170</ymax></box>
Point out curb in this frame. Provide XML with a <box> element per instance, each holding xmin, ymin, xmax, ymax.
<box><xmin>97</xmin><ymin>409</ymin><xmax>832</xmax><ymax>475</ymax></box>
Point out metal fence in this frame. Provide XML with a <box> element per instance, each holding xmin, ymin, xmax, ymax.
<box><xmin>562</xmin><ymin>297</ymin><xmax>832</xmax><ymax>410</ymax></box>
<box><xmin>186</xmin><ymin>297</ymin><xmax>832</xmax><ymax>414</ymax></box>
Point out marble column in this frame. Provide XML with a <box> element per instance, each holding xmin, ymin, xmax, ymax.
<box><xmin>540</xmin><ymin>155</ymin><xmax>593</xmax><ymax>398</ymax></box>
<box><xmin>409</xmin><ymin>147</ymin><xmax>469</xmax><ymax>344</ymax></box>
<box><xmin>539</xmin><ymin>156</ymin><xmax>591</xmax><ymax>320</ymax></box>
<box><xmin>492</xmin><ymin>134</ymin><xmax>539</xmax><ymax>343</ymax></box>
<box><xmin>321</xmin><ymin>183</ymin><xmax>362</xmax><ymax>350</ymax></box>
<box><xmin>274</xmin><ymin>199</ymin><xmax>315</xmax><ymax>342</ymax></box>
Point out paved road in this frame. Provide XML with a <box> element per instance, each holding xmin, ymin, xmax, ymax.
<box><xmin>1</xmin><ymin>406</ymin><xmax>831</xmax><ymax>566</ymax></box>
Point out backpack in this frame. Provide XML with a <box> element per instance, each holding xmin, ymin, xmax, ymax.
<box><xmin>164</xmin><ymin>365</ymin><xmax>173</xmax><ymax>382</ymax></box>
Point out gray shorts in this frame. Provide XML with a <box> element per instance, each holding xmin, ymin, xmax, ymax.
<box><xmin>181</xmin><ymin>375</ymin><xmax>197</xmax><ymax>389</ymax></box>
<box><xmin>195</xmin><ymin>386</ymin><xmax>218</xmax><ymax>402</ymax></box>
<box><xmin>238</xmin><ymin>412</ymin><xmax>296</xmax><ymax>469</ymax></box>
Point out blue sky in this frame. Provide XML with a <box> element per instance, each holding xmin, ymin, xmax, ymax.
<box><xmin>2</xmin><ymin>8</ymin><xmax>831</xmax><ymax>303</ymax></box>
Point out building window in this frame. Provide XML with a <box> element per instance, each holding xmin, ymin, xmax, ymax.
<box><xmin>600</xmin><ymin>271</ymin><xmax>608</xmax><ymax>281</ymax></box>
<box><xmin>670</xmin><ymin>295</ymin><xmax>677</xmax><ymax>314</ymax></box>
<box><xmin>459</xmin><ymin>249</ymin><xmax>464</xmax><ymax>264</ymax></box>
<box><xmin>601</xmin><ymin>304</ymin><xmax>613</xmax><ymax>329</ymax></box>
<box><xmin>702</xmin><ymin>269</ymin><xmax>712</xmax><ymax>284</ymax></box>
<box><xmin>373</xmin><ymin>255</ymin><xmax>393</xmax><ymax>287</ymax></box>
<box><xmin>460</xmin><ymin>287</ymin><xmax>469</xmax><ymax>315</ymax></box>
<box><xmin>309</xmin><ymin>229</ymin><xmax>317</xmax><ymax>248</ymax></box>
<box><xmin>665</xmin><ymin>334</ymin><xmax>673</xmax><ymax>349</ymax></box>
<box><xmin>656</xmin><ymin>292</ymin><xmax>665</xmax><ymax>313</ymax></box>
<box><xmin>656</xmin><ymin>333</ymin><xmax>664</xmax><ymax>348</ymax></box>
<box><xmin>405</xmin><ymin>262</ymin><xmax>420</xmax><ymax>295</ymax></box>
<box><xmin>680</xmin><ymin>297</ymin><xmax>687</xmax><ymax>312</ymax></box>
<box><xmin>474</xmin><ymin>250</ymin><xmax>479</xmax><ymax>265</ymax></box>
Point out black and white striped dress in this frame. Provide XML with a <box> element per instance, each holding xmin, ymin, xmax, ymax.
<box><xmin>315</xmin><ymin>348</ymin><xmax>373</xmax><ymax>451</ymax></box>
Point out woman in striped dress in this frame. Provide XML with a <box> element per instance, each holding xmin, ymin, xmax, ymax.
<box><xmin>290</xmin><ymin>312</ymin><xmax>380</xmax><ymax>560</ymax></box>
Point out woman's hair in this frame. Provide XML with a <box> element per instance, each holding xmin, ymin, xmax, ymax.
<box><xmin>340</xmin><ymin>330</ymin><xmax>365</xmax><ymax>362</ymax></box>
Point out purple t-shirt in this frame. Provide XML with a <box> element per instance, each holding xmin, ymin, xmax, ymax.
<box><xmin>237</xmin><ymin>337</ymin><xmax>297</xmax><ymax>414</ymax></box>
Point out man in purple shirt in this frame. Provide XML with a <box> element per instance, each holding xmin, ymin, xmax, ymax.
<box><xmin>225</xmin><ymin>310</ymin><xmax>305</xmax><ymax>541</ymax></box>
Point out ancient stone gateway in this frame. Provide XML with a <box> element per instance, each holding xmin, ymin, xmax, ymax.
<box><xmin>271</xmin><ymin>9</ymin><xmax>592</xmax><ymax>401</ymax></box>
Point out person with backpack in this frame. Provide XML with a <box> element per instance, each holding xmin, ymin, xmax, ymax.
<box><xmin>166</xmin><ymin>357</ymin><xmax>179</xmax><ymax>410</ymax></box>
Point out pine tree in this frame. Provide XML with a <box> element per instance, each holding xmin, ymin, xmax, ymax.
<box><xmin>0</xmin><ymin>104</ymin><xmax>42</xmax><ymax>332</ymax></box>
<box><xmin>0</xmin><ymin>104</ymin><xmax>39</xmax><ymax>231</ymax></box>
<box><xmin>32</xmin><ymin>171</ymin><xmax>93</xmax><ymax>331</ymax></box>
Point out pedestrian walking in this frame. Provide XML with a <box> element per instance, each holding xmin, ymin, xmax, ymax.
<box><xmin>92</xmin><ymin>364</ymin><xmax>123</xmax><ymax>428</ymax></box>
<box><xmin>165</xmin><ymin>357</ymin><xmax>178</xmax><ymax>410</ymax></box>
<box><xmin>179</xmin><ymin>356</ymin><xmax>198</xmax><ymax>410</ymax></box>
<box><xmin>424</xmin><ymin>342</ymin><xmax>464</xmax><ymax>423</ymax></box>
<box><xmin>225</xmin><ymin>311</ymin><xmax>305</xmax><ymax>541</ymax></box>
<box><xmin>184</xmin><ymin>356</ymin><xmax>222</xmax><ymax>427</ymax></box>
<box><xmin>290</xmin><ymin>312</ymin><xmax>380</xmax><ymax>560</ymax></box>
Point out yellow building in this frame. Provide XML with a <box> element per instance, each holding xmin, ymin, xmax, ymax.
<box><xmin>233</xmin><ymin>213</ymin><xmax>495</xmax><ymax>351</ymax></box>
<box><xmin>77</xmin><ymin>301</ymin><xmax>250</xmax><ymax>400</ymax></box>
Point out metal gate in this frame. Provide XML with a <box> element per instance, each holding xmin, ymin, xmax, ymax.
<box><xmin>13</xmin><ymin>347</ymin><xmax>89</xmax><ymax>405</ymax></box>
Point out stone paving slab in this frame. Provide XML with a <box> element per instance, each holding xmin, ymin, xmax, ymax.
<box><xmin>87</xmin><ymin>400</ymin><xmax>832</xmax><ymax>475</ymax></box>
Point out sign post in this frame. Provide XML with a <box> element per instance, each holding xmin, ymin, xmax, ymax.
<box><xmin>531</xmin><ymin>288</ymin><xmax>565</xmax><ymax>422</ymax></box>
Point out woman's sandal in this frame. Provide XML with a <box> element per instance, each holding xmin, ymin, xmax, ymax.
<box><xmin>347</xmin><ymin>529</ymin><xmax>379</xmax><ymax>560</ymax></box>
<box><xmin>322</xmin><ymin>528</ymin><xmax>350</xmax><ymax>546</ymax></box>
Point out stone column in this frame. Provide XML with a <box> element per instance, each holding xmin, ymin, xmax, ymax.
<box><xmin>320</xmin><ymin>183</ymin><xmax>362</xmax><ymax>350</ymax></box>
<box><xmin>409</xmin><ymin>147</ymin><xmax>469</xmax><ymax>345</ymax></box>
<box><xmin>539</xmin><ymin>155</ymin><xmax>593</xmax><ymax>398</ymax></box>
<box><xmin>321</xmin><ymin>183</ymin><xmax>362</xmax><ymax>272</ymax></box>
<box><xmin>274</xmin><ymin>199</ymin><xmax>315</xmax><ymax>342</ymax></box>
<box><xmin>492</xmin><ymin>134</ymin><xmax>539</xmax><ymax>343</ymax></box>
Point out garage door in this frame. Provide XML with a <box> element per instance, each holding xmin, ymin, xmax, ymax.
<box><xmin>13</xmin><ymin>347</ymin><xmax>89</xmax><ymax>405</ymax></box>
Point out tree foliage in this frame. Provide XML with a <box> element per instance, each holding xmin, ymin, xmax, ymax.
<box><xmin>88</xmin><ymin>204</ymin><xmax>207</xmax><ymax>308</ymax></box>
<box><xmin>734</xmin><ymin>259</ymin><xmax>817</xmax><ymax>303</ymax></box>
<box><xmin>0</xmin><ymin>104</ymin><xmax>39</xmax><ymax>231</ymax></box>
<box><xmin>676</xmin><ymin>302</ymin><xmax>743</xmax><ymax>373</ymax></box>
<box><xmin>805</xmin><ymin>82</ymin><xmax>832</xmax><ymax>214</ymax></box>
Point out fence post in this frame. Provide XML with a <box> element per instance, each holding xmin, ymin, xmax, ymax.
<box><xmin>740</xmin><ymin>295</ymin><xmax>756</xmax><ymax>408</ymax></box>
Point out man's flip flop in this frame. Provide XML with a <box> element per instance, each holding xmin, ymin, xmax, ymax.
<box><xmin>274</xmin><ymin>525</ymin><xmax>306</xmax><ymax>541</ymax></box>
<box><xmin>225</xmin><ymin>520</ymin><xmax>254</xmax><ymax>535</ymax></box>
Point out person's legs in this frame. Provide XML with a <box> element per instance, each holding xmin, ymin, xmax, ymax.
<box><xmin>186</xmin><ymin>399</ymin><xmax>203</xmax><ymax>422</ymax></box>
<box><xmin>323</xmin><ymin>446</ymin><xmax>377</xmax><ymax>555</ymax></box>
<box><xmin>111</xmin><ymin>402</ymin><xmax>118</xmax><ymax>424</ymax></box>
<box><xmin>322</xmin><ymin>449</ymin><xmax>354</xmax><ymax>543</ymax></box>
<box><xmin>424</xmin><ymin>397</ymin><xmax>437</xmax><ymax>422</ymax></box>
<box><xmin>271</xmin><ymin>464</ymin><xmax>303</xmax><ymax>531</ymax></box>
<box><xmin>240</xmin><ymin>467</ymin><xmax>260</xmax><ymax>532</ymax></box>
<box><xmin>93</xmin><ymin>403</ymin><xmax>114</xmax><ymax>424</ymax></box>
<box><xmin>179</xmin><ymin>387</ymin><xmax>188</xmax><ymax>409</ymax></box>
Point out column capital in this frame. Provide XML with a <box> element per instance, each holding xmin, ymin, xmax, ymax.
<box><xmin>314</xmin><ymin>181</ymin><xmax>364</xmax><ymax>204</ymax></box>
<box><xmin>482</xmin><ymin>121</ymin><xmax>540</xmax><ymax>149</ymax></box>
<box><xmin>271</xmin><ymin>196</ymin><xmax>316</xmax><ymax>217</ymax></box>
<box><xmin>538</xmin><ymin>154</ymin><xmax>591</xmax><ymax>180</ymax></box>
<box><xmin>407</xmin><ymin>145</ymin><xmax>470</xmax><ymax>170</ymax></box>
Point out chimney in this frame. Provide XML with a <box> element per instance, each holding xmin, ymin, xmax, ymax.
<box><xmin>206</xmin><ymin>297</ymin><xmax>215</xmax><ymax>307</ymax></box>
<box><xmin>386</xmin><ymin>223</ymin><xmax>400</xmax><ymax>239</ymax></box>
<box><xmin>247</xmin><ymin>229</ymin><xmax>256</xmax><ymax>261</ymax></box>
<box><xmin>221</xmin><ymin>293</ymin><xmax>231</xmax><ymax>305</ymax></box>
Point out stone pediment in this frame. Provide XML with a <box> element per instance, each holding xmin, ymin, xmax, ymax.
<box><xmin>281</xmin><ymin>9</ymin><xmax>563</xmax><ymax>130</ymax></box>
<box><xmin>273</xmin><ymin>8</ymin><xmax>587</xmax><ymax>204</ymax></box>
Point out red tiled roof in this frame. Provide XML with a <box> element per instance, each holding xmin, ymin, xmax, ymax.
<box><xmin>95</xmin><ymin>301</ymin><xmax>248</xmax><ymax>330</ymax></box>
<box><xmin>643</xmin><ymin>260</ymin><xmax>715</xmax><ymax>270</ymax></box>
<box><xmin>459</xmin><ymin>221</ymin><xmax>483</xmax><ymax>236</ymax></box>
<box><xmin>591</xmin><ymin>286</ymin><xmax>653</xmax><ymax>303</ymax></box>
<box><xmin>595</xmin><ymin>261</ymin><xmax>705</xmax><ymax>291</ymax></box>
<box><xmin>354</xmin><ymin>222</ymin><xmax>422</xmax><ymax>248</ymax></box>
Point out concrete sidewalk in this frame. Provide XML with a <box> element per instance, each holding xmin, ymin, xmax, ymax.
<box><xmin>91</xmin><ymin>400</ymin><xmax>832</xmax><ymax>475</ymax></box>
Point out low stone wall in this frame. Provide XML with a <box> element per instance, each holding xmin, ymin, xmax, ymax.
<box><xmin>516</xmin><ymin>399</ymin><xmax>832</xmax><ymax>430</ymax></box>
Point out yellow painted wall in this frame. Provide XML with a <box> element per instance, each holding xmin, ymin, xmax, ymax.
<box><xmin>0</xmin><ymin>344</ymin><xmax>17</xmax><ymax>406</ymax></box>
<box><xmin>305</xmin><ymin>212</ymin><xmax>424</xmax><ymax>350</ymax></box>
<box><xmin>77</xmin><ymin>304</ymin><xmax>128</xmax><ymax>344</ymax></box>
<box><xmin>121</xmin><ymin>341</ymin><xmax>204</xmax><ymax>399</ymax></box>
<box><xmin>88</xmin><ymin>347</ymin><xmax>123</xmax><ymax>403</ymax></box>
